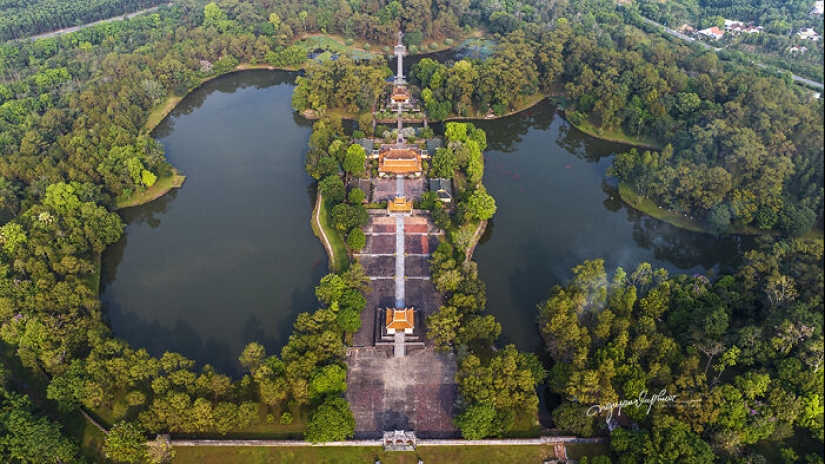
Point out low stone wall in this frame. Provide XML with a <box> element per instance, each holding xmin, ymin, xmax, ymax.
<box><xmin>169</xmin><ymin>436</ymin><xmax>607</xmax><ymax>447</ymax></box>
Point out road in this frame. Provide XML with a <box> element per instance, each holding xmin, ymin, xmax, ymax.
<box><xmin>28</xmin><ymin>3</ymin><xmax>172</xmax><ymax>41</ymax></box>
<box><xmin>640</xmin><ymin>16</ymin><xmax>824</xmax><ymax>90</ymax></box>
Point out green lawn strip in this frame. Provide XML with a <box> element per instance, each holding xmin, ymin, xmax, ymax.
<box><xmin>567</xmin><ymin>113</ymin><xmax>661</xmax><ymax>150</ymax></box>
<box><xmin>565</xmin><ymin>442</ymin><xmax>614</xmax><ymax>461</ymax></box>
<box><xmin>504</xmin><ymin>408</ymin><xmax>545</xmax><ymax>438</ymax></box>
<box><xmin>179</xmin><ymin>404</ymin><xmax>308</xmax><ymax>440</ymax></box>
<box><xmin>172</xmin><ymin>444</ymin><xmax>558</xmax><ymax>464</ymax></box>
<box><xmin>297</xmin><ymin>35</ymin><xmax>375</xmax><ymax>60</ymax></box>
<box><xmin>311</xmin><ymin>193</ymin><xmax>349</xmax><ymax>273</ymax></box>
<box><xmin>115</xmin><ymin>169</ymin><xmax>186</xmax><ymax>209</ymax></box>
<box><xmin>618</xmin><ymin>183</ymin><xmax>805</xmax><ymax>237</ymax></box>
<box><xmin>618</xmin><ymin>183</ymin><xmax>706</xmax><ymax>233</ymax></box>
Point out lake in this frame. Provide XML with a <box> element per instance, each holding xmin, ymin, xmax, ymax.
<box><xmin>100</xmin><ymin>70</ymin><xmax>326</xmax><ymax>375</ymax></box>
<box><xmin>471</xmin><ymin>101</ymin><xmax>748</xmax><ymax>352</ymax></box>
<box><xmin>101</xmin><ymin>70</ymin><xmax>748</xmax><ymax>375</ymax></box>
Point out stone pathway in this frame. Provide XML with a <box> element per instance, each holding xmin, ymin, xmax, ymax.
<box><xmin>395</xmin><ymin>214</ymin><xmax>405</xmax><ymax>308</ymax></box>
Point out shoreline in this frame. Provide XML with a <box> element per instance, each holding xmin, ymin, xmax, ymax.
<box><xmin>564</xmin><ymin>110</ymin><xmax>662</xmax><ymax>150</ymax></box>
<box><xmin>134</xmin><ymin>52</ymin><xmax>729</xmax><ymax>241</ymax></box>
<box><xmin>121</xmin><ymin>64</ymin><xmax>298</xmax><ymax>209</ymax></box>
<box><xmin>617</xmin><ymin>182</ymin><xmax>825</xmax><ymax>238</ymax></box>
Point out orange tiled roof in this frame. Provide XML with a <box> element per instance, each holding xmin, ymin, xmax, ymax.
<box><xmin>392</xmin><ymin>86</ymin><xmax>411</xmax><ymax>101</ymax></box>
<box><xmin>387</xmin><ymin>196</ymin><xmax>413</xmax><ymax>213</ymax></box>
<box><xmin>378</xmin><ymin>147</ymin><xmax>422</xmax><ymax>174</ymax></box>
<box><xmin>386</xmin><ymin>308</ymin><xmax>415</xmax><ymax>331</ymax></box>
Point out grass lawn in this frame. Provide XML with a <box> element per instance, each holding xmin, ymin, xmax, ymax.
<box><xmin>618</xmin><ymin>183</ymin><xmax>817</xmax><ymax>238</ymax></box>
<box><xmin>566</xmin><ymin>442</ymin><xmax>614</xmax><ymax>461</ymax></box>
<box><xmin>505</xmin><ymin>408</ymin><xmax>546</xmax><ymax>438</ymax></box>
<box><xmin>115</xmin><ymin>169</ymin><xmax>186</xmax><ymax>209</ymax></box>
<box><xmin>173</xmin><ymin>444</ymin><xmax>559</xmax><ymax>464</ymax></box>
<box><xmin>296</xmin><ymin>35</ymin><xmax>375</xmax><ymax>60</ymax></box>
<box><xmin>312</xmin><ymin>193</ymin><xmax>350</xmax><ymax>273</ymax></box>
<box><xmin>567</xmin><ymin>114</ymin><xmax>660</xmax><ymax>150</ymax></box>
<box><xmin>618</xmin><ymin>183</ymin><xmax>706</xmax><ymax>233</ymax></box>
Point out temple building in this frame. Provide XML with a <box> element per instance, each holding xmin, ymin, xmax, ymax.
<box><xmin>387</xmin><ymin>196</ymin><xmax>414</xmax><ymax>213</ymax></box>
<box><xmin>386</xmin><ymin>308</ymin><xmax>415</xmax><ymax>335</ymax></box>
<box><xmin>391</xmin><ymin>86</ymin><xmax>411</xmax><ymax>106</ymax></box>
<box><xmin>377</xmin><ymin>143</ymin><xmax>423</xmax><ymax>176</ymax></box>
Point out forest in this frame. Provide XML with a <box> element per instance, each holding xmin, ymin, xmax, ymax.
<box><xmin>0</xmin><ymin>0</ymin><xmax>168</xmax><ymax>41</ymax></box>
<box><xmin>540</xmin><ymin>243</ymin><xmax>823</xmax><ymax>463</ymax></box>
<box><xmin>0</xmin><ymin>0</ymin><xmax>821</xmax><ymax>461</ymax></box>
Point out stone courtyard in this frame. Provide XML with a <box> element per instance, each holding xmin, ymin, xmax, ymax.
<box><xmin>347</xmin><ymin>347</ymin><xmax>458</xmax><ymax>439</ymax></box>
<box><xmin>347</xmin><ymin>209</ymin><xmax>458</xmax><ymax>437</ymax></box>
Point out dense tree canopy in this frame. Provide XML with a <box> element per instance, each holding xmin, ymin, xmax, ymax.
<box><xmin>540</xmin><ymin>251</ymin><xmax>823</xmax><ymax>460</ymax></box>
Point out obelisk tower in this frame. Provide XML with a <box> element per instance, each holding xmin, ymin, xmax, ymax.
<box><xmin>394</xmin><ymin>31</ymin><xmax>406</xmax><ymax>85</ymax></box>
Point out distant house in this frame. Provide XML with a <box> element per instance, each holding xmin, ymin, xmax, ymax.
<box><xmin>723</xmin><ymin>19</ymin><xmax>762</xmax><ymax>35</ymax></box>
<box><xmin>812</xmin><ymin>1</ymin><xmax>824</xmax><ymax>16</ymax></box>
<box><xmin>429</xmin><ymin>178</ymin><xmax>453</xmax><ymax>203</ymax></box>
<box><xmin>788</xmin><ymin>45</ymin><xmax>808</xmax><ymax>54</ymax></box>
<box><xmin>698</xmin><ymin>26</ymin><xmax>725</xmax><ymax>40</ymax></box>
<box><xmin>797</xmin><ymin>28</ymin><xmax>821</xmax><ymax>41</ymax></box>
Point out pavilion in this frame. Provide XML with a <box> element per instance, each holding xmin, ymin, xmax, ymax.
<box><xmin>385</xmin><ymin>308</ymin><xmax>415</xmax><ymax>335</ymax></box>
<box><xmin>387</xmin><ymin>196</ymin><xmax>414</xmax><ymax>213</ymax></box>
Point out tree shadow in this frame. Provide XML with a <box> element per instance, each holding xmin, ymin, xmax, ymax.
<box><xmin>104</xmin><ymin>301</ymin><xmax>237</xmax><ymax>376</ymax></box>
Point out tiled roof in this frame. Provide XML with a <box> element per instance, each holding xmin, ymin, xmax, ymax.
<box><xmin>386</xmin><ymin>308</ymin><xmax>415</xmax><ymax>331</ymax></box>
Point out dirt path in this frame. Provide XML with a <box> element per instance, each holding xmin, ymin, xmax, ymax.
<box><xmin>313</xmin><ymin>192</ymin><xmax>336</xmax><ymax>267</ymax></box>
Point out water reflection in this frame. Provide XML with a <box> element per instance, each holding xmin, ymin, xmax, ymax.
<box><xmin>473</xmin><ymin>100</ymin><xmax>750</xmax><ymax>352</ymax></box>
<box><xmin>101</xmin><ymin>70</ymin><xmax>325</xmax><ymax>376</ymax></box>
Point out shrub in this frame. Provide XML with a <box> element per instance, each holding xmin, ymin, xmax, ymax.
<box><xmin>363</xmin><ymin>43</ymin><xmax>371</xmax><ymax>50</ymax></box>
<box><xmin>345</xmin><ymin>38</ymin><xmax>354</xmax><ymax>45</ymax></box>
<box><xmin>279</xmin><ymin>412</ymin><xmax>293</xmax><ymax>424</ymax></box>
<box><xmin>347</xmin><ymin>228</ymin><xmax>367</xmax><ymax>251</ymax></box>
<box><xmin>444</xmin><ymin>38</ymin><xmax>454</xmax><ymax>45</ymax></box>
<box><xmin>429</xmin><ymin>42</ymin><xmax>439</xmax><ymax>50</ymax></box>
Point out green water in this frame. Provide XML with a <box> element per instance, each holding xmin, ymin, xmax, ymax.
<box><xmin>101</xmin><ymin>71</ymin><xmax>326</xmax><ymax>375</ymax></box>
<box><xmin>102</xmin><ymin>71</ymin><xmax>748</xmax><ymax>375</ymax></box>
<box><xmin>472</xmin><ymin>101</ymin><xmax>748</xmax><ymax>352</ymax></box>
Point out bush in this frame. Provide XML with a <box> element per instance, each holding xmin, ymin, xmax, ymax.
<box><xmin>348</xmin><ymin>188</ymin><xmax>366</xmax><ymax>204</ymax></box>
<box><xmin>444</xmin><ymin>38</ymin><xmax>454</xmax><ymax>45</ymax></box>
<box><xmin>552</xmin><ymin>403</ymin><xmax>594</xmax><ymax>437</ymax></box>
<box><xmin>707</xmin><ymin>203</ymin><xmax>732</xmax><ymax>236</ymax></box>
<box><xmin>345</xmin><ymin>38</ymin><xmax>354</xmax><ymax>45</ymax></box>
<box><xmin>363</xmin><ymin>43</ymin><xmax>371</xmax><ymax>50</ymax></box>
<box><xmin>279</xmin><ymin>412</ymin><xmax>293</xmax><ymax>424</ymax></box>
<box><xmin>347</xmin><ymin>228</ymin><xmax>367</xmax><ymax>251</ymax></box>
<box><xmin>778</xmin><ymin>203</ymin><xmax>816</xmax><ymax>237</ymax></box>
<box><xmin>429</xmin><ymin>42</ymin><xmax>439</xmax><ymax>50</ymax></box>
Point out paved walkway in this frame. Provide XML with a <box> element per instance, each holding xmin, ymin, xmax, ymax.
<box><xmin>394</xmin><ymin>214</ymin><xmax>405</xmax><ymax>308</ymax></box>
<box><xmin>168</xmin><ymin>436</ymin><xmax>607</xmax><ymax>447</ymax></box>
<box><xmin>394</xmin><ymin>175</ymin><xmax>406</xmax><ymax>308</ymax></box>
